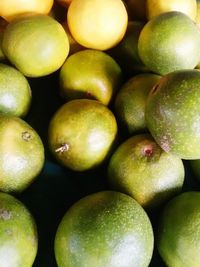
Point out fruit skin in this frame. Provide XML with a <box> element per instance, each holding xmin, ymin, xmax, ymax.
<box><xmin>147</xmin><ymin>0</ymin><xmax>197</xmax><ymax>21</ymax></box>
<box><xmin>157</xmin><ymin>191</ymin><xmax>200</xmax><ymax>267</ymax></box>
<box><xmin>55</xmin><ymin>191</ymin><xmax>154</xmax><ymax>267</ymax></box>
<box><xmin>0</xmin><ymin>63</ymin><xmax>31</xmax><ymax>117</ymax></box>
<box><xmin>48</xmin><ymin>99</ymin><xmax>118</xmax><ymax>171</ymax></box>
<box><xmin>108</xmin><ymin>134</ymin><xmax>184</xmax><ymax>209</ymax></box>
<box><xmin>59</xmin><ymin>50</ymin><xmax>122</xmax><ymax>105</ymax></box>
<box><xmin>0</xmin><ymin>115</ymin><xmax>45</xmax><ymax>193</ymax></box>
<box><xmin>138</xmin><ymin>11</ymin><xmax>200</xmax><ymax>75</ymax></box>
<box><xmin>67</xmin><ymin>0</ymin><xmax>128</xmax><ymax>50</ymax></box>
<box><xmin>0</xmin><ymin>0</ymin><xmax>53</xmax><ymax>22</ymax></box>
<box><xmin>146</xmin><ymin>69</ymin><xmax>200</xmax><ymax>159</ymax></box>
<box><xmin>2</xmin><ymin>14</ymin><xmax>69</xmax><ymax>77</ymax></box>
<box><xmin>0</xmin><ymin>192</ymin><xmax>38</xmax><ymax>267</ymax></box>
<box><xmin>115</xmin><ymin>73</ymin><xmax>161</xmax><ymax>134</ymax></box>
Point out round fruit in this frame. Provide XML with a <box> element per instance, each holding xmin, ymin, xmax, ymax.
<box><xmin>138</xmin><ymin>11</ymin><xmax>200</xmax><ymax>75</ymax></box>
<box><xmin>55</xmin><ymin>191</ymin><xmax>154</xmax><ymax>267</ymax></box>
<box><xmin>0</xmin><ymin>192</ymin><xmax>38</xmax><ymax>267</ymax></box>
<box><xmin>157</xmin><ymin>191</ymin><xmax>200</xmax><ymax>267</ymax></box>
<box><xmin>108</xmin><ymin>134</ymin><xmax>184</xmax><ymax>209</ymax></box>
<box><xmin>146</xmin><ymin>69</ymin><xmax>200</xmax><ymax>159</ymax></box>
<box><xmin>147</xmin><ymin>0</ymin><xmax>197</xmax><ymax>21</ymax></box>
<box><xmin>0</xmin><ymin>63</ymin><xmax>31</xmax><ymax>117</ymax></box>
<box><xmin>67</xmin><ymin>0</ymin><xmax>128</xmax><ymax>50</ymax></box>
<box><xmin>59</xmin><ymin>50</ymin><xmax>122</xmax><ymax>105</ymax></box>
<box><xmin>196</xmin><ymin>1</ymin><xmax>200</xmax><ymax>28</ymax></box>
<box><xmin>115</xmin><ymin>73</ymin><xmax>161</xmax><ymax>134</ymax></box>
<box><xmin>48</xmin><ymin>99</ymin><xmax>118</xmax><ymax>171</ymax></box>
<box><xmin>2</xmin><ymin>14</ymin><xmax>69</xmax><ymax>77</ymax></box>
<box><xmin>0</xmin><ymin>0</ymin><xmax>53</xmax><ymax>22</ymax></box>
<box><xmin>0</xmin><ymin>115</ymin><xmax>45</xmax><ymax>193</ymax></box>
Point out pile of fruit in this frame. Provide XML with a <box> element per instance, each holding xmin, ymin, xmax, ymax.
<box><xmin>0</xmin><ymin>0</ymin><xmax>200</xmax><ymax>266</ymax></box>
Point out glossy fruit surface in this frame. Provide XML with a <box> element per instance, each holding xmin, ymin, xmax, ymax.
<box><xmin>67</xmin><ymin>0</ymin><xmax>128</xmax><ymax>50</ymax></box>
<box><xmin>157</xmin><ymin>191</ymin><xmax>200</xmax><ymax>267</ymax></box>
<box><xmin>138</xmin><ymin>11</ymin><xmax>200</xmax><ymax>75</ymax></box>
<box><xmin>146</xmin><ymin>69</ymin><xmax>200</xmax><ymax>159</ymax></box>
<box><xmin>2</xmin><ymin>15</ymin><xmax>69</xmax><ymax>77</ymax></box>
<box><xmin>59</xmin><ymin>50</ymin><xmax>122</xmax><ymax>105</ymax></box>
<box><xmin>55</xmin><ymin>191</ymin><xmax>154</xmax><ymax>267</ymax></box>
<box><xmin>108</xmin><ymin>134</ymin><xmax>184</xmax><ymax>209</ymax></box>
<box><xmin>0</xmin><ymin>192</ymin><xmax>38</xmax><ymax>267</ymax></box>
<box><xmin>0</xmin><ymin>63</ymin><xmax>31</xmax><ymax>117</ymax></box>
<box><xmin>0</xmin><ymin>115</ymin><xmax>44</xmax><ymax>193</ymax></box>
<box><xmin>48</xmin><ymin>99</ymin><xmax>118</xmax><ymax>171</ymax></box>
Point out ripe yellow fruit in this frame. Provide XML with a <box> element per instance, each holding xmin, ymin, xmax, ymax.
<box><xmin>147</xmin><ymin>0</ymin><xmax>197</xmax><ymax>21</ymax></box>
<box><xmin>67</xmin><ymin>0</ymin><xmax>128</xmax><ymax>50</ymax></box>
<box><xmin>0</xmin><ymin>0</ymin><xmax>54</xmax><ymax>22</ymax></box>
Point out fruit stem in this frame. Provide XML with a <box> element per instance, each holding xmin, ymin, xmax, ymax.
<box><xmin>55</xmin><ymin>144</ymin><xmax>69</xmax><ymax>153</ymax></box>
<box><xmin>22</xmin><ymin>131</ymin><xmax>31</xmax><ymax>141</ymax></box>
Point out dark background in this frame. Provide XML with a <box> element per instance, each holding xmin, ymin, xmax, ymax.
<box><xmin>15</xmin><ymin>72</ymin><xmax>200</xmax><ymax>267</ymax></box>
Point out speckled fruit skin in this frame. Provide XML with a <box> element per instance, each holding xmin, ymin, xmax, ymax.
<box><xmin>138</xmin><ymin>11</ymin><xmax>200</xmax><ymax>75</ymax></box>
<box><xmin>157</xmin><ymin>192</ymin><xmax>200</xmax><ymax>267</ymax></box>
<box><xmin>2</xmin><ymin>15</ymin><xmax>69</xmax><ymax>77</ymax></box>
<box><xmin>146</xmin><ymin>69</ymin><xmax>200</xmax><ymax>159</ymax></box>
<box><xmin>0</xmin><ymin>63</ymin><xmax>31</xmax><ymax>117</ymax></box>
<box><xmin>0</xmin><ymin>115</ymin><xmax>45</xmax><ymax>193</ymax></box>
<box><xmin>55</xmin><ymin>191</ymin><xmax>154</xmax><ymax>267</ymax></box>
<box><xmin>59</xmin><ymin>50</ymin><xmax>122</xmax><ymax>105</ymax></box>
<box><xmin>115</xmin><ymin>73</ymin><xmax>161</xmax><ymax>134</ymax></box>
<box><xmin>48</xmin><ymin>99</ymin><xmax>118</xmax><ymax>171</ymax></box>
<box><xmin>0</xmin><ymin>192</ymin><xmax>38</xmax><ymax>267</ymax></box>
<box><xmin>108</xmin><ymin>134</ymin><xmax>184</xmax><ymax>209</ymax></box>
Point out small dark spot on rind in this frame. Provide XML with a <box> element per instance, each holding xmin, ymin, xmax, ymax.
<box><xmin>22</xmin><ymin>131</ymin><xmax>31</xmax><ymax>141</ymax></box>
<box><xmin>55</xmin><ymin>143</ymin><xmax>69</xmax><ymax>153</ymax></box>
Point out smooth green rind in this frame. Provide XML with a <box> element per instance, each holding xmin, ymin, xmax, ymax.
<box><xmin>0</xmin><ymin>115</ymin><xmax>45</xmax><ymax>193</ymax></box>
<box><xmin>138</xmin><ymin>11</ymin><xmax>200</xmax><ymax>75</ymax></box>
<box><xmin>59</xmin><ymin>49</ymin><xmax>122</xmax><ymax>105</ymax></box>
<box><xmin>115</xmin><ymin>73</ymin><xmax>161</xmax><ymax>134</ymax></box>
<box><xmin>48</xmin><ymin>99</ymin><xmax>118</xmax><ymax>171</ymax></box>
<box><xmin>0</xmin><ymin>192</ymin><xmax>38</xmax><ymax>267</ymax></box>
<box><xmin>146</xmin><ymin>69</ymin><xmax>200</xmax><ymax>159</ymax></box>
<box><xmin>157</xmin><ymin>191</ymin><xmax>200</xmax><ymax>267</ymax></box>
<box><xmin>2</xmin><ymin>15</ymin><xmax>69</xmax><ymax>77</ymax></box>
<box><xmin>108</xmin><ymin>134</ymin><xmax>184</xmax><ymax>209</ymax></box>
<box><xmin>0</xmin><ymin>63</ymin><xmax>31</xmax><ymax>117</ymax></box>
<box><xmin>55</xmin><ymin>191</ymin><xmax>154</xmax><ymax>267</ymax></box>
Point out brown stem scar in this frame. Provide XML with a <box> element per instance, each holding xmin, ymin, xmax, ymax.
<box><xmin>142</xmin><ymin>145</ymin><xmax>154</xmax><ymax>157</ymax></box>
<box><xmin>55</xmin><ymin>144</ymin><xmax>69</xmax><ymax>153</ymax></box>
<box><xmin>22</xmin><ymin>131</ymin><xmax>31</xmax><ymax>141</ymax></box>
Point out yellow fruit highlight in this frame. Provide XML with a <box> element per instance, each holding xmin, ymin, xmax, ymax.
<box><xmin>147</xmin><ymin>0</ymin><xmax>197</xmax><ymax>21</ymax></box>
<box><xmin>0</xmin><ymin>0</ymin><xmax>54</xmax><ymax>22</ymax></box>
<box><xmin>67</xmin><ymin>0</ymin><xmax>128</xmax><ymax>50</ymax></box>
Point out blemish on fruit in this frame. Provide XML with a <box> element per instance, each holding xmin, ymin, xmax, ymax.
<box><xmin>0</xmin><ymin>209</ymin><xmax>12</xmax><ymax>220</ymax></box>
<box><xmin>142</xmin><ymin>145</ymin><xmax>154</xmax><ymax>157</ymax></box>
<box><xmin>55</xmin><ymin>143</ymin><xmax>69</xmax><ymax>153</ymax></box>
<box><xmin>151</xmin><ymin>83</ymin><xmax>159</xmax><ymax>95</ymax></box>
<box><xmin>22</xmin><ymin>131</ymin><xmax>31</xmax><ymax>141</ymax></box>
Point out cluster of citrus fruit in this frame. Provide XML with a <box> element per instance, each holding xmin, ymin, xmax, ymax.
<box><xmin>0</xmin><ymin>0</ymin><xmax>200</xmax><ymax>266</ymax></box>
